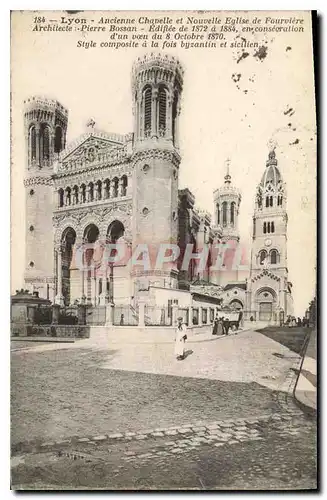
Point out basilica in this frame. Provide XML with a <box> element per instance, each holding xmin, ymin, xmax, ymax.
<box><xmin>23</xmin><ymin>53</ymin><xmax>293</xmax><ymax>325</ymax></box>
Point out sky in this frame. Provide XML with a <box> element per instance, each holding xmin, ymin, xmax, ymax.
<box><xmin>11</xmin><ymin>11</ymin><xmax>317</xmax><ymax>316</ymax></box>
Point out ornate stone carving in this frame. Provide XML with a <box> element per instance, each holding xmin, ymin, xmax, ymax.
<box><xmin>57</xmin><ymin>134</ymin><xmax>130</xmax><ymax>174</ymax></box>
<box><xmin>132</xmin><ymin>149</ymin><xmax>181</xmax><ymax>167</ymax></box>
<box><xmin>24</xmin><ymin>176</ymin><xmax>53</xmax><ymax>187</ymax></box>
<box><xmin>54</xmin><ymin>164</ymin><xmax>133</xmax><ymax>187</ymax></box>
<box><xmin>251</xmin><ymin>269</ymin><xmax>280</xmax><ymax>283</ymax></box>
<box><xmin>60</xmin><ymin>130</ymin><xmax>126</xmax><ymax>160</ymax></box>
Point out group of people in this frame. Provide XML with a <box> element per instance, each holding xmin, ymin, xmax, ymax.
<box><xmin>212</xmin><ymin>310</ymin><xmax>243</xmax><ymax>336</ymax></box>
<box><xmin>212</xmin><ymin>316</ymin><xmax>231</xmax><ymax>336</ymax></box>
<box><xmin>286</xmin><ymin>316</ymin><xmax>310</xmax><ymax>327</ymax></box>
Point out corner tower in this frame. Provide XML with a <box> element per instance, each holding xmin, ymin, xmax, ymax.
<box><xmin>246</xmin><ymin>149</ymin><xmax>293</xmax><ymax>323</ymax></box>
<box><xmin>131</xmin><ymin>54</ymin><xmax>183</xmax><ymax>292</ymax></box>
<box><xmin>211</xmin><ymin>162</ymin><xmax>242</xmax><ymax>286</ymax></box>
<box><xmin>213</xmin><ymin>161</ymin><xmax>241</xmax><ymax>244</ymax></box>
<box><xmin>24</xmin><ymin>96</ymin><xmax>68</xmax><ymax>300</ymax></box>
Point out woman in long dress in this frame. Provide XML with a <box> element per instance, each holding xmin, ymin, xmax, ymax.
<box><xmin>217</xmin><ymin>317</ymin><xmax>224</xmax><ymax>336</ymax></box>
<box><xmin>175</xmin><ymin>317</ymin><xmax>187</xmax><ymax>360</ymax></box>
<box><xmin>212</xmin><ymin>317</ymin><xmax>218</xmax><ymax>335</ymax></box>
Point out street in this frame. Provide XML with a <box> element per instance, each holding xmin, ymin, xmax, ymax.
<box><xmin>11</xmin><ymin>326</ymin><xmax>317</xmax><ymax>490</ymax></box>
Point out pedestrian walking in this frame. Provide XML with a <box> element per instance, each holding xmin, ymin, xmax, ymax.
<box><xmin>174</xmin><ymin>317</ymin><xmax>187</xmax><ymax>361</ymax></box>
<box><xmin>237</xmin><ymin>310</ymin><xmax>243</xmax><ymax>330</ymax></box>
<box><xmin>223</xmin><ymin>316</ymin><xmax>230</xmax><ymax>336</ymax></box>
<box><xmin>217</xmin><ymin>317</ymin><xmax>224</xmax><ymax>335</ymax></box>
<box><xmin>212</xmin><ymin>316</ymin><xmax>218</xmax><ymax>335</ymax></box>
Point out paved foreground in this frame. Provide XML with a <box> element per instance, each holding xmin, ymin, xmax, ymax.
<box><xmin>11</xmin><ymin>327</ymin><xmax>317</xmax><ymax>490</ymax></box>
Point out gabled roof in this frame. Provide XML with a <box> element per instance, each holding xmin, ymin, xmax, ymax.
<box><xmin>60</xmin><ymin>129</ymin><xmax>127</xmax><ymax>162</ymax></box>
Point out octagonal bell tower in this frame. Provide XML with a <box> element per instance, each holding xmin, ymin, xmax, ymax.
<box><xmin>212</xmin><ymin>161</ymin><xmax>242</xmax><ymax>286</ymax></box>
<box><xmin>24</xmin><ymin>96</ymin><xmax>68</xmax><ymax>300</ymax></box>
<box><xmin>131</xmin><ymin>54</ymin><xmax>184</xmax><ymax>292</ymax></box>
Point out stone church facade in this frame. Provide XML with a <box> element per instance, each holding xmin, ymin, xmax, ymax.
<box><xmin>23</xmin><ymin>53</ymin><xmax>293</xmax><ymax>324</ymax></box>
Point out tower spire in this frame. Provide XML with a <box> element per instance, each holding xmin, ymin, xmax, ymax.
<box><xmin>224</xmin><ymin>158</ymin><xmax>231</xmax><ymax>184</ymax></box>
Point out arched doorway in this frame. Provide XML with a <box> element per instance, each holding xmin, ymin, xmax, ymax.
<box><xmin>229</xmin><ymin>299</ymin><xmax>243</xmax><ymax>311</ymax></box>
<box><xmin>61</xmin><ymin>227</ymin><xmax>76</xmax><ymax>305</ymax></box>
<box><xmin>83</xmin><ymin>224</ymin><xmax>100</xmax><ymax>302</ymax></box>
<box><xmin>256</xmin><ymin>288</ymin><xmax>276</xmax><ymax>321</ymax></box>
<box><xmin>107</xmin><ymin>220</ymin><xmax>125</xmax><ymax>243</ymax></box>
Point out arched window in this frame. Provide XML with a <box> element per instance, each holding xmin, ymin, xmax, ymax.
<box><xmin>263</xmin><ymin>222</ymin><xmax>267</xmax><ymax>234</ymax></box>
<box><xmin>222</xmin><ymin>202</ymin><xmax>227</xmax><ymax>227</ymax></box>
<box><xmin>158</xmin><ymin>86</ymin><xmax>167</xmax><ymax>136</ymax></box>
<box><xmin>143</xmin><ymin>86</ymin><xmax>152</xmax><ymax>137</ymax></box>
<box><xmin>107</xmin><ymin>220</ymin><xmax>125</xmax><ymax>243</ymax></box>
<box><xmin>265</xmin><ymin>197</ymin><xmax>269</xmax><ymax>208</ymax></box>
<box><xmin>113</xmin><ymin>178</ymin><xmax>119</xmax><ymax>197</ymax></box>
<box><xmin>65</xmin><ymin>187</ymin><xmax>71</xmax><ymax>206</ymax></box>
<box><xmin>217</xmin><ymin>204</ymin><xmax>220</xmax><ymax>225</ymax></box>
<box><xmin>54</xmin><ymin>126</ymin><xmax>63</xmax><ymax>154</ymax></box>
<box><xmin>270</xmin><ymin>249</ymin><xmax>278</xmax><ymax>264</ymax></box>
<box><xmin>267</xmin><ymin>222</ymin><xmax>271</xmax><ymax>233</ymax></box>
<box><xmin>104</xmin><ymin>179</ymin><xmax>110</xmax><ymax>199</ymax></box>
<box><xmin>58</xmin><ymin>188</ymin><xmax>64</xmax><ymax>208</ymax></box>
<box><xmin>259</xmin><ymin>250</ymin><xmax>268</xmax><ymax>265</ymax></box>
<box><xmin>40</xmin><ymin>124</ymin><xmax>50</xmax><ymax>160</ymax></box>
<box><xmin>121</xmin><ymin>175</ymin><xmax>127</xmax><ymax>196</ymax></box>
<box><xmin>96</xmin><ymin>180</ymin><xmax>102</xmax><ymax>200</ymax></box>
<box><xmin>270</xmin><ymin>196</ymin><xmax>273</xmax><ymax>207</ymax></box>
<box><xmin>278</xmin><ymin>195</ymin><xmax>283</xmax><ymax>206</ymax></box>
<box><xmin>30</xmin><ymin>126</ymin><xmax>36</xmax><ymax>161</ymax></box>
<box><xmin>230</xmin><ymin>202</ymin><xmax>235</xmax><ymax>226</ymax></box>
<box><xmin>271</xmin><ymin>221</ymin><xmax>275</xmax><ymax>233</ymax></box>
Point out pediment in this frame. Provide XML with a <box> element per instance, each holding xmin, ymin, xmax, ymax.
<box><xmin>53</xmin><ymin>130</ymin><xmax>130</xmax><ymax>176</ymax></box>
<box><xmin>61</xmin><ymin>130</ymin><xmax>126</xmax><ymax>163</ymax></box>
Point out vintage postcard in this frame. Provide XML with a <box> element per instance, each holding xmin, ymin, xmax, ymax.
<box><xmin>10</xmin><ymin>10</ymin><xmax>317</xmax><ymax>490</ymax></box>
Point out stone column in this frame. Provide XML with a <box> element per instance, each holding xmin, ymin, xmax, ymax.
<box><xmin>92</xmin><ymin>272</ymin><xmax>97</xmax><ymax>306</ymax></box>
<box><xmin>166</xmin><ymin>95</ymin><xmax>172</xmax><ymax>140</ymax></box>
<box><xmin>188</xmin><ymin>305</ymin><xmax>193</xmax><ymax>327</ymax></box>
<box><xmin>119</xmin><ymin>177</ymin><xmax>124</xmax><ymax>197</ymax></box>
<box><xmin>79</xmin><ymin>185</ymin><xmax>84</xmax><ymax>204</ymax></box>
<box><xmin>35</xmin><ymin>124</ymin><xmax>40</xmax><ymax>166</ymax></box>
<box><xmin>174</xmin><ymin>103</ymin><xmax>181</xmax><ymax>147</ymax></box>
<box><xmin>55</xmin><ymin>245</ymin><xmax>64</xmax><ymax>305</ymax></box>
<box><xmin>87</xmin><ymin>185</ymin><xmax>92</xmax><ymax>202</ymax></box>
<box><xmin>102</xmin><ymin>181</ymin><xmax>108</xmax><ymax>200</ymax></box>
<box><xmin>99</xmin><ymin>267</ymin><xmax>107</xmax><ymax>305</ymax></box>
<box><xmin>52</xmin><ymin>304</ymin><xmax>60</xmax><ymax>324</ymax></box>
<box><xmin>198</xmin><ymin>306</ymin><xmax>203</xmax><ymax>326</ymax></box>
<box><xmin>151</xmin><ymin>88</ymin><xmax>158</xmax><ymax>138</ymax></box>
<box><xmin>80</xmin><ymin>267</ymin><xmax>85</xmax><ymax>303</ymax></box>
<box><xmin>110</xmin><ymin>182</ymin><xmax>116</xmax><ymax>198</ymax></box>
<box><xmin>126</xmin><ymin>176</ymin><xmax>132</xmax><ymax>197</ymax></box>
<box><xmin>140</xmin><ymin>92</ymin><xmax>144</xmax><ymax>139</ymax></box>
<box><xmin>136</xmin><ymin>97</ymin><xmax>141</xmax><ymax>139</ymax></box>
<box><xmin>94</xmin><ymin>185</ymin><xmax>99</xmax><ymax>201</ymax></box>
